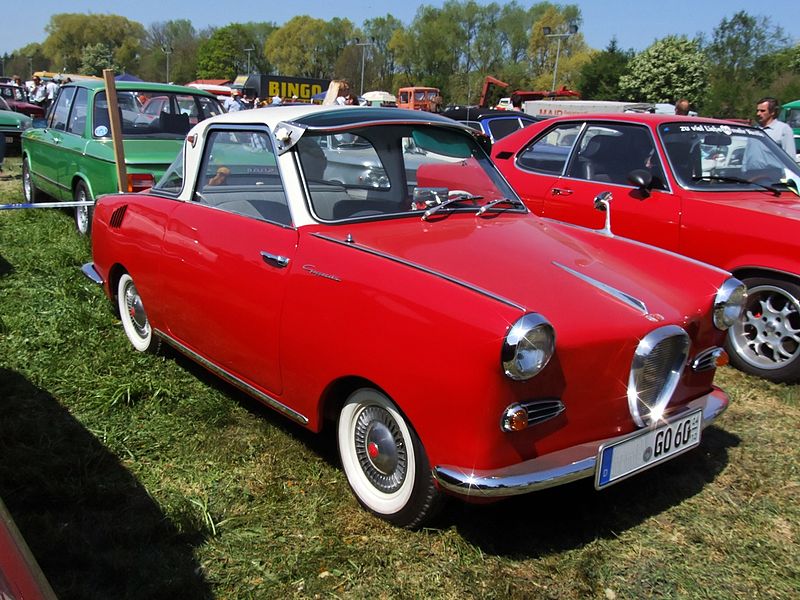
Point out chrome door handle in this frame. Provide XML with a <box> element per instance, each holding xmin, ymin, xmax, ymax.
<box><xmin>551</xmin><ymin>187</ymin><xmax>573</xmax><ymax>196</ymax></box>
<box><xmin>53</xmin><ymin>138</ymin><xmax>61</xmax><ymax>144</ymax></box>
<box><xmin>260</xmin><ymin>251</ymin><xmax>290</xmax><ymax>268</ymax></box>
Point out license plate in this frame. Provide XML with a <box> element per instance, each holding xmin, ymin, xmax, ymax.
<box><xmin>595</xmin><ymin>409</ymin><xmax>702</xmax><ymax>489</ymax></box>
<box><xmin>4</xmin><ymin>136</ymin><xmax>13</xmax><ymax>144</ymax></box>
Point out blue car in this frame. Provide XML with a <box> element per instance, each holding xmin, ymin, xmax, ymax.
<box><xmin>442</xmin><ymin>107</ymin><xmax>544</xmax><ymax>142</ymax></box>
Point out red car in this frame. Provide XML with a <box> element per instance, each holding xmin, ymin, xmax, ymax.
<box><xmin>83</xmin><ymin>105</ymin><xmax>744</xmax><ymax>527</ymax></box>
<box><xmin>0</xmin><ymin>84</ymin><xmax>44</xmax><ymax>119</ymax></box>
<box><xmin>493</xmin><ymin>114</ymin><xmax>800</xmax><ymax>383</ymax></box>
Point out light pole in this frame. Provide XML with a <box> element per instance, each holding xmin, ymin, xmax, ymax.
<box><xmin>244</xmin><ymin>47</ymin><xmax>254</xmax><ymax>74</ymax></box>
<box><xmin>542</xmin><ymin>24</ymin><xmax>578</xmax><ymax>93</ymax></box>
<box><xmin>354</xmin><ymin>37</ymin><xmax>375</xmax><ymax>96</ymax></box>
<box><xmin>162</xmin><ymin>44</ymin><xmax>173</xmax><ymax>83</ymax></box>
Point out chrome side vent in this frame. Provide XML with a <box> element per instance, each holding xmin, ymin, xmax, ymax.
<box><xmin>692</xmin><ymin>347</ymin><xmax>724</xmax><ymax>372</ymax></box>
<box><xmin>520</xmin><ymin>399</ymin><xmax>565</xmax><ymax>426</ymax></box>
<box><xmin>110</xmin><ymin>205</ymin><xmax>128</xmax><ymax>228</ymax></box>
<box><xmin>628</xmin><ymin>325</ymin><xmax>690</xmax><ymax>427</ymax></box>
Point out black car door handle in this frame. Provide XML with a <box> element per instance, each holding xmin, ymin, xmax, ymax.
<box><xmin>260</xmin><ymin>251</ymin><xmax>290</xmax><ymax>268</ymax></box>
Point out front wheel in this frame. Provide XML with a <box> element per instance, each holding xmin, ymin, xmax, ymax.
<box><xmin>117</xmin><ymin>273</ymin><xmax>160</xmax><ymax>353</ymax></box>
<box><xmin>74</xmin><ymin>181</ymin><xmax>93</xmax><ymax>236</ymax></box>
<box><xmin>726</xmin><ymin>277</ymin><xmax>800</xmax><ymax>383</ymax></box>
<box><xmin>337</xmin><ymin>388</ymin><xmax>443</xmax><ymax>528</ymax></box>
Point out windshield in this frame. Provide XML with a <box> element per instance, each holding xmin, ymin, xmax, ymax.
<box><xmin>295</xmin><ymin>124</ymin><xmax>520</xmax><ymax>221</ymax></box>
<box><xmin>659</xmin><ymin>122</ymin><xmax>800</xmax><ymax>191</ymax></box>
<box><xmin>93</xmin><ymin>90</ymin><xmax>223</xmax><ymax>139</ymax></box>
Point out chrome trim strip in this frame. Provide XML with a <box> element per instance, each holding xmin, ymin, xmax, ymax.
<box><xmin>433</xmin><ymin>388</ymin><xmax>727</xmax><ymax>498</ymax></box>
<box><xmin>311</xmin><ymin>233</ymin><xmax>526</xmax><ymax>311</ymax></box>
<box><xmin>553</xmin><ymin>261</ymin><xmax>648</xmax><ymax>314</ymax></box>
<box><xmin>81</xmin><ymin>262</ymin><xmax>104</xmax><ymax>285</ymax></box>
<box><xmin>154</xmin><ymin>329</ymin><xmax>309</xmax><ymax>425</ymax></box>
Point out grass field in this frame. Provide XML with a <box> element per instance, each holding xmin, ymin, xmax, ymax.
<box><xmin>1</xmin><ymin>153</ymin><xmax>798</xmax><ymax>599</ymax></box>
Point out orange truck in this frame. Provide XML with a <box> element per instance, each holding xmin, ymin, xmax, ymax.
<box><xmin>397</xmin><ymin>87</ymin><xmax>442</xmax><ymax>112</ymax></box>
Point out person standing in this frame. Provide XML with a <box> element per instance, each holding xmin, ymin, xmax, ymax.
<box><xmin>223</xmin><ymin>90</ymin><xmax>243</xmax><ymax>112</ymax></box>
<box><xmin>30</xmin><ymin>75</ymin><xmax>47</xmax><ymax>108</ymax></box>
<box><xmin>755</xmin><ymin>97</ymin><xmax>795</xmax><ymax>156</ymax></box>
<box><xmin>675</xmin><ymin>99</ymin><xmax>690</xmax><ymax>115</ymax></box>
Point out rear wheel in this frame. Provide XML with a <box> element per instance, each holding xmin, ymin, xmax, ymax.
<box><xmin>726</xmin><ymin>277</ymin><xmax>800</xmax><ymax>383</ymax></box>
<box><xmin>337</xmin><ymin>388</ymin><xmax>443</xmax><ymax>528</ymax></box>
<box><xmin>117</xmin><ymin>273</ymin><xmax>160</xmax><ymax>353</ymax></box>
<box><xmin>22</xmin><ymin>156</ymin><xmax>38</xmax><ymax>203</ymax></box>
<box><xmin>74</xmin><ymin>181</ymin><xmax>93</xmax><ymax>236</ymax></box>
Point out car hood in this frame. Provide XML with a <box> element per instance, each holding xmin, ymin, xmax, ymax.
<box><xmin>313</xmin><ymin>214</ymin><xmax>728</xmax><ymax>332</ymax></box>
<box><xmin>85</xmin><ymin>138</ymin><xmax>184</xmax><ymax>166</ymax></box>
<box><xmin>0</xmin><ymin>109</ymin><xmax>31</xmax><ymax>127</ymax></box>
<box><xmin>692</xmin><ymin>192</ymin><xmax>800</xmax><ymax>221</ymax></box>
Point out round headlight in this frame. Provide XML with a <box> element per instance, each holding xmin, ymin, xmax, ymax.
<box><xmin>714</xmin><ymin>278</ymin><xmax>747</xmax><ymax>330</ymax></box>
<box><xmin>359</xmin><ymin>167</ymin><xmax>389</xmax><ymax>188</ymax></box>
<box><xmin>502</xmin><ymin>313</ymin><xmax>555</xmax><ymax>380</ymax></box>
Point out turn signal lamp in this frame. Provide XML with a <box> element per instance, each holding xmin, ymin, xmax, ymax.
<box><xmin>501</xmin><ymin>403</ymin><xmax>529</xmax><ymax>432</ymax></box>
<box><xmin>127</xmin><ymin>173</ymin><xmax>155</xmax><ymax>192</ymax></box>
<box><xmin>715</xmin><ymin>349</ymin><xmax>729</xmax><ymax>367</ymax></box>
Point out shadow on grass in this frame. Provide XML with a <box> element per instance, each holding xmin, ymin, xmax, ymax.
<box><xmin>0</xmin><ymin>367</ymin><xmax>214</xmax><ymax>600</ymax></box>
<box><xmin>449</xmin><ymin>425</ymin><xmax>740</xmax><ymax>557</ymax></box>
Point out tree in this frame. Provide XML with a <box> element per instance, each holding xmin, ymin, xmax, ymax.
<box><xmin>358</xmin><ymin>15</ymin><xmax>405</xmax><ymax>92</ymax></box>
<box><xmin>263</xmin><ymin>16</ymin><xmax>330</xmax><ymax>78</ymax></box>
<box><xmin>140</xmin><ymin>20</ymin><xmax>203</xmax><ymax>83</ymax></box>
<box><xmin>577</xmin><ymin>38</ymin><xmax>633</xmax><ymax>100</ymax></box>
<box><xmin>79</xmin><ymin>43</ymin><xmax>120</xmax><ymax>76</ymax></box>
<box><xmin>702</xmin><ymin>11</ymin><xmax>794</xmax><ymax>118</ymax></box>
<box><xmin>618</xmin><ymin>36</ymin><xmax>709</xmax><ymax>105</ymax></box>
<box><xmin>527</xmin><ymin>4</ymin><xmax>591</xmax><ymax>92</ymax></box>
<box><xmin>42</xmin><ymin>13</ymin><xmax>145</xmax><ymax>74</ymax></box>
<box><xmin>196</xmin><ymin>24</ymin><xmax>270</xmax><ymax>80</ymax></box>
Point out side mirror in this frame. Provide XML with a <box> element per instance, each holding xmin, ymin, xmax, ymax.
<box><xmin>628</xmin><ymin>169</ymin><xmax>653</xmax><ymax>197</ymax></box>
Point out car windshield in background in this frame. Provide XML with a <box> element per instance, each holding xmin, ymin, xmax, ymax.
<box><xmin>0</xmin><ymin>96</ymin><xmax>11</xmax><ymax>111</ymax></box>
<box><xmin>295</xmin><ymin>124</ymin><xmax>520</xmax><ymax>221</ymax></box>
<box><xmin>92</xmin><ymin>90</ymin><xmax>223</xmax><ymax>139</ymax></box>
<box><xmin>659</xmin><ymin>122</ymin><xmax>800</xmax><ymax>191</ymax></box>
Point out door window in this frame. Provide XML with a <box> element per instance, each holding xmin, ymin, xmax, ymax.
<box><xmin>67</xmin><ymin>87</ymin><xmax>88</xmax><ymax>135</ymax></box>
<box><xmin>195</xmin><ymin>129</ymin><xmax>291</xmax><ymax>226</ymax></box>
<box><xmin>567</xmin><ymin>124</ymin><xmax>667</xmax><ymax>190</ymax></box>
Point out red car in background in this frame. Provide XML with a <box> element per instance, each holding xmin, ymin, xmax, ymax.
<box><xmin>0</xmin><ymin>84</ymin><xmax>44</xmax><ymax>119</ymax></box>
<box><xmin>493</xmin><ymin>114</ymin><xmax>800</xmax><ymax>383</ymax></box>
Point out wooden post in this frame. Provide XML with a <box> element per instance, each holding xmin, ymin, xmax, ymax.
<box><xmin>102</xmin><ymin>69</ymin><xmax>127</xmax><ymax>193</ymax></box>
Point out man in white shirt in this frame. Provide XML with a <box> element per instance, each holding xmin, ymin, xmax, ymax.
<box><xmin>223</xmin><ymin>90</ymin><xmax>243</xmax><ymax>112</ymax></box>
<box><xmin>756</xmin><ymin>97</ymin><xmax>795</xmax><ymax>157</ymax></box>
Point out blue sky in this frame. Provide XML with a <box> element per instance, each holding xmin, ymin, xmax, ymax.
<box><xmin>2</xmin><ymin>0</ymin><xmax>795</xmax><ymax>56</ymax></box>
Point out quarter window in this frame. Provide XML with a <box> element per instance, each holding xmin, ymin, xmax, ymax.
<box><xmin>516</xmin><ymin>124</ymin><xmax>581</xmax><ymax>174</ymax></box>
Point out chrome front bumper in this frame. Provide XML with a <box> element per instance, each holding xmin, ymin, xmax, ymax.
<box><xmin>432</xmin><ymin>388</ymin><xmax>728</xmax><ymax>498</ymax></box>
<box><xmin>81</xmin><ymin>262</ymin><xmax>104</xmax><ymax>286</ymax></box>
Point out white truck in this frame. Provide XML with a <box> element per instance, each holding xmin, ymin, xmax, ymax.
<box><xmin>523</xmin><ymin>100</ymin><xmax>654</xmax><ymax>118</ymax></box>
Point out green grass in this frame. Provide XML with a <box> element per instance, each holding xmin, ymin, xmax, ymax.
<box><xmin>1</xmin><ymin>153</ymin><xmax>798</xmax><ymax>599</ymax></box>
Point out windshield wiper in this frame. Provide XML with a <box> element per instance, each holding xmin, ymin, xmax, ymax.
<box><xmin>476</xmin><ymin>197</ymin><xmax>525</xmax><ymax>216</ymax></box>
<box><xmin>421</xmin><ymin>193</ymin><xmax>483</xmax><ymax>220</ymax></box>
<box><xmin>692</xmin><ymin>174</ymin><xmax>786</xmax><ymax>195</ymax></box>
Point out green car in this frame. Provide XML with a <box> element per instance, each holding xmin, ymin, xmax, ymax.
<box><xmin>779</xmin><ymin>99</ymin><xmax>800</xmax><ymax>162</ymax></box>
<box><xmin>21</xmin><ymin>80</ymin><xmax>223</xmax><ymax>234</ymax></box>
<box><xmin>1</xmin><ymin>96</ymin><xmax>33</xmax><ymax>168</ymax></box>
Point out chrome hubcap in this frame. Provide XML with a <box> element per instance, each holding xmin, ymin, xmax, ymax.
<box><xmin>124</xmin><ymin>282</ymin><xmax>149</xmax><ymax>338</ymax></box>
<box><xmin>731</xmin><ymin>285</ymin><xmax>800</xmax><ymax>370</ymax></box>
<box><xmin>76</xmin><ymin>189</ymin><xmax>89</xmax><ymax>232</ymax></box>
<box><xmin>354</xmin><ymin>406</ymin><xmax>407</xmax><ymax>493</ymax></box>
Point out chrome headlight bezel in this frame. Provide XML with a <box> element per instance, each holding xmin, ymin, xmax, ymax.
<box><xmin>501</xmin><ymin>313</ymin><xmax>555</xmax><ymax>381</ymax></box>
<box><xmin>628</xmin><ymin>325</ymin><xmax>690</xmax><ymax>427</ymax></box>
<box><xmin>713</xmin><ymin>277</ymin><xmax>747</xmax><ymax>330</ymax></box>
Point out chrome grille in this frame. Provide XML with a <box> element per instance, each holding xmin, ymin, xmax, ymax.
<box><xmin>520</xmin><ymin>399</ymin><xmax>565</xmax><ymax>426</ymax></box>
<box><xmin>692</xmin><ymin>347</ymin><xmax>724</xmax><ymax>372</ymax></box>
<box><xmin>628</xmin><ymin>325</ymin><xmax>690</xmax><ymax>427</ymax></box>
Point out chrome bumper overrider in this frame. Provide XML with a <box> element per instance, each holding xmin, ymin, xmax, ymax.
<box><xmin>81</xmin><ymin>262</ymin><xmax>104</xmax><ymax>286</ymax></box>
<box><xmin>432</xmin><ymin>388</ymin><xmax>728</xmax><ymax>498</ymax></box>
